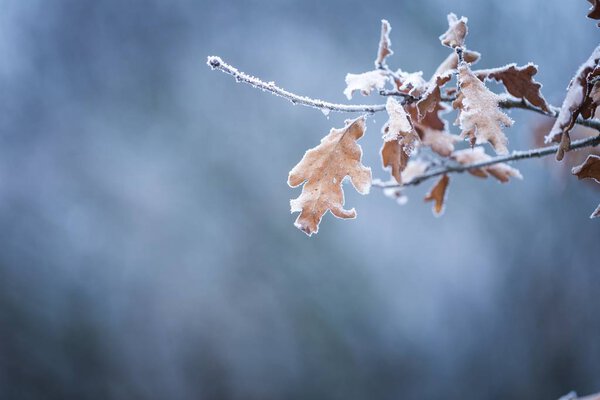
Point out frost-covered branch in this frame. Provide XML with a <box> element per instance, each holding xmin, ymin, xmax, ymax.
<box><xmin>207</xmin><ymin>56</ymin><xmax>385</xmax><ymax>114</ymax></box>
<box><xmin>207</xmin><ymin>56</ymin><xmax>600</xmax><ymax>132</ymax></box>
<box><xmin>373</xmin><ymin>133</ymin><xmax>600</xmax><ymax>188</ymax></box>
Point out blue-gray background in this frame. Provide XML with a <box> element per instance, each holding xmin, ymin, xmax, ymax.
<box><xmin>0</xmin><ymin>1</ymin><xmax>599</xmax><ymax>399</ymax></box>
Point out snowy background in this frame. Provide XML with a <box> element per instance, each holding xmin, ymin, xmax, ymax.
<box><xmin>1</xmin><ymin>0</ymin><xmax>599</xmax><ymax>399</ymax></box>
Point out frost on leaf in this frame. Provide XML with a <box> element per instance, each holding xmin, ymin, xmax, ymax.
<box><xmin>375</xmin><ymin>19</ymin><xmax>393</xmax><ymax>68</ymax></box>
<box><xmin>380</xmin><ymin>97</ymin><xmax>420</xmax><ymax>183</ymax></box>
<box><xmin>439</xmin><ymin>13</ymin><xmax>468</xmax><ymax>49</ymax></box>
<box><xmin>572</xmin><ymin>154</ymin><xmax>600</xmax><ymax>218</ymax></box>
<box><xmin>454</xmin><ymin>63</ymin><xmax>513</xmax><ymax>155</ymax></box>
<box><xmin>424</xmin><ymin>174</ymin><xmax>450</xmax><ymax>216</ymax></box>
<box><xmin>288</xmin><ymin>117</ymin><xmax>372</xmax><ymax>235</ymax></box>
<box><xmin>545</xmin><ymin>45</ymin><xmax>600</xmax><ymax>161</ymax></box>
<box><xmin>416</xmin><ymin>72</ymin><xmax>452</xmax><ymax>123</ymax></box>
<box><xmin>394</xmin><ymin>70</ymin><xmax>427</xmax><ymax>97</ymax></box>
<box><xmin>407</xmin><ymin>103</ymin><xmax>460</xmax><ymax>157</ymax></box>
<box><xmin>476</xmin><ymin>63</ymin><xmax>550</xmax><ymax>112</ymax></box>
<box><xmin>452</xmin><ymin>147</ymin><xmax>523</xmax><ymax>183</ymax></box>
<box><xmin>344</xmin><ymin>70</ymin><xmax>388</xmax><ymax>100</ymax></box>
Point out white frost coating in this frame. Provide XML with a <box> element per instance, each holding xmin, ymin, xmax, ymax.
<box><xmin>382</xmin><ymin>97</ymin><xmax>413</xmax><ymax>141</ymax></box>
<box><xmin>457</xmin><ymin>64</ymin><xmax>513</xmax><ymax>154</ymax></box>
<box><xmin>343</xmin><ymin>70</ymin><xmax>388</xmax><ymax>100</ymax></box>
<box><xmin>395</xmin><ymin>70</ymin><xmax>427</xmax><ymax>95</ymax></box>
<box><xmin>374</xmin><ymin>19</ymin><xmax>393</xmax><ymax>67</ymax></box>
<box><xmin>544</xmin><ymin>45</ymin><xmax>600</xmax><ymax>143</ymax></box>
<box><xmin>207</xmin><ymin>56</ymin><xmax>386</xmax><ymax>113</ymax></box>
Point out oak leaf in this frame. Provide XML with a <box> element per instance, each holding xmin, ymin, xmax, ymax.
<box><xmin>344</xmin><ymin>70</ymin><xmax>388</xmax><ymax>100</ymax></box>
<box><xmin>424</xmin><ymin>174</ymin><xmax>450</xmax><ymax>216</ymax></box>
<box><xmin>452</xmin><ymin>147</ymin><xmax>523</xmax><ymax>183</ymax></box>
<box><xmin>476</xmin><ymin>63</ymin><xmax>550</xmax><ymax>112</ymax></box>
<box><xmin>439</xmin><ymin>13</ymin><xmax>468</xmax><ymax>49</ymax></box>
<box><xmin>433</xmin><ymin>50</ymin><xmax>481</xmax><ymax>77</ymax></box>
<box><xmin>545</xmin><ymin>45</ymin><xmax>600</xmax><ymax>160</ymax></box>
<box><xmin>380</xmin><ymin>97</ymin><xmax>420</xmax><ymax>183</ymax></box>
<box><xmin>454</xmin><ymin>63</ymin><xmax>513</xmax><ymax>155</ymax></box>
<box><xmin>375</xmin><ymin>19</ymin><xmax>393</xmax><ymax>68</ymax></box>
<box><xmin>572</xmin><ymin>154</ymin><xmax>600</xmax><ymax>218</ymax></box>
<box><xmin>288</xmin><ymin>117</ymin><xmax>372</xmax><ymax>235</ymax></box>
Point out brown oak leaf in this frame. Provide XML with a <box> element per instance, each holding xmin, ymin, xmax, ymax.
<box><xmin>476</xmin><ymin>63</ymin><xmax>550</xmax><ymax>112</ymax></box>
<box><xmin>424</xmin><ymin>174</ymin><xmax>450</xmax><ymax>216</ymax></box>
<box><xmin>344</xmin><ymin>70</ymin><xmax>388</xmax><ymax>100</ymax></box>
<box><xmin>454</xmin><ymin>63</ymin><xmax>514</xmax><ymax>154</ymax></box>
<box><xmin>439</xmin><ymin>13</ymin><xmax>468</xmax><ymax>49</ymax></box>
<box><xmin>588</xmin><ymin>0</ymin><xmax>600</xmax><ymax>25</ymax></box>
<box><xmin>416</xmin><ymin>72</ymin><xmax>453</xmax><ymax>123</ymax></box>
<box><xmin>407</xmin><ymin>103</ymin><xmax>460</xmax><ymax>157</ymax></box>
<box><xmin>288</xmin><ymin>117</ymin><xmax>372</xmax><ymax>235</ymax></box>
<box><xmin>374</xmin><ymin>19</ymin><xmax>393</xmax><ymax>68</ymax></box>
<box><xmin>572</xmin><ymin>154</ymin><xmax>600</xmax><ymax>218</ymax></box>
<box><xmin>545</xmin><ymin>45</ymin><xmax>600</xmax><ymax>160</ymax></box>
<box><xmin>452</xmin><ymin>147</ymin><xmax>523</xmax><ymax>183</ymax></box>
<box><xmin>380</xmin><ymin>97</ymin><xmax>420</xmax><ymax>183</ymax></box>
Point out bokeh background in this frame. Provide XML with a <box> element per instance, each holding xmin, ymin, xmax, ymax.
<box><xmin>1</xmin><ymin>0</ymin><xmax>599</xmax><ymax>399</ymax></box>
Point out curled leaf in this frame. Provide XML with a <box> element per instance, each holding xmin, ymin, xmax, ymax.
<box><xmin>375</xmin><ymin>19</ymin><xmax>393</xmax><ymax>68</ymax></box>
<box><xmin>424</xmin><ymin>174</ymin><xmax>450</xmax><ymax>216</ymax></box>
<box><xmin>545</xmin><ymin>45</ymin><xmax>600</xmax><ymax>160</ymax></box>
<box><xmin>344</xmin><ymin>70</ymin><xmax>388</xmax><ymax>100</ymax></box>
<box><xmin>455</xmin><ymin>64</ymin><xmax>513</xmax><ymax>155</ymax></box>
<box><xmin>380</xmin><ymin>97</ymin><xmax>420</xmax><ymax>183</ymax></box>
<box><xmin>439</xmin><ymin>13</ymin><xmax>468</xmax><ymax>49</ymax></box>
<box><xmin>288</xmin><ymin>117</ymin><xmax>372</xmax><ymax>235</ymax></box>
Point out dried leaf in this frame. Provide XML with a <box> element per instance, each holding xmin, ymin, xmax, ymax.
<box><xmin>416</xmin><ymin>72</ymin><xmax>452</xmax><ymax>123</ymax></box>
<box><xmin>572</xmin><ymin>154</ymin><xmax>600</xmax><ymax>183</ymax></box>
<box><xmin>545</xmin><ymin>45</ymin><xmax>600</xmax><ymax>160</ymax></box>
<box><xmin>344</xmin><ymin>70</ymin><xmax>388</xmax><ymax>100</ymax></box>
<box><xmin>439</xmin><ymin>13</ymin><xmax>468</xmax><ymax>49</ymax></box>
<box><xmin>455</xmin><ymin>63</ymin><xmax>513</xmax><ymax>154</ymax></box>
<box><xmin>394</xmin><ymin>70</ymin><xmax>427</xmax><ymax>96</ymax></box>
<box><xmin>374</xmin><ymin>19</ymin><xmax>393</xmax><ymax>67</ymax></box>
<box><xmin>424</xmin><ymin>174</ymin><xmax>450</xmax><ymax>216</ymax></box>
<box><xmin>288</xmin><ymin>117</ymin><xmax>372</xmax><ymax>235</ymax></box>
<box><xmin>419</xmin><ymin>127</ymin><xmax>460</xmax><ymax>157</ymax></box>
<box><xmin>452</xmin><ymin>147</ymin><xmax>523</xmax><ymax>183</ymax></box>
<box><xmin>588</xmin><ymin>0</ymin><xmax>600</xmax><ymax>25</ymax></box>
<box><xmin>380</xmin><ymin>97</ymin><xmax>420</xmax><ymax>183</ymax></box>
<box><xmin>476</xmin><ymin>63</ymin><xmax>549</xmax><ymax>112</ymax></box>
<box><xmin>572</xmin><ymin>154</ymin><xmax>600</xmax><ymax>218</ymax></box>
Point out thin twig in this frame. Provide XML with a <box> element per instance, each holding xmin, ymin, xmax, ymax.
<box><xmin>373</xmin><ymin>133</ymin><xmax>600</xmax><ymax>188</ymax></box>
<box><xmin>207</xmin><ymin>56</ymin><xmax>385</xmax><ymax>113</ymax></box>
<box><xmin>207</xmin><ymin>56</ymin><xmax>600</xmax><ymax>132</ymax></box>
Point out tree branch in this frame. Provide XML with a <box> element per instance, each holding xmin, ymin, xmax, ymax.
<box><xmin>207</xmin><ymin>56</ymin><xmax>385</xmax><ymax>113</ymax></box>
<box><xmin>207</xmin><ymin>56</ymin><xmax>600</xmax><ymax>133</ymax></box>
<box><xmin>373</xmin><ymin>133</ymin><xmax>600</xmax><ymax>188</ymax></box>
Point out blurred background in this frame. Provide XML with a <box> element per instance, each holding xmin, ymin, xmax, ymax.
<box><xmin>0</xmin><ymin>0</ymin><xmax>599</xmax><ymax>399</ymax></box>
